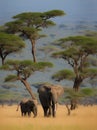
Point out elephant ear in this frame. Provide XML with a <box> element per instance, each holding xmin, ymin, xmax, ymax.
<box><xmin>51</xmin><ymin>84</ymin><xmax>64</xmax><ymax>97</ymax></box>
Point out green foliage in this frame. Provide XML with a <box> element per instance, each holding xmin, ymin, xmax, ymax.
<box><xmin>0</xmin><ymin>32</ymin><xmax>25</xmax><ymax>64</ymax></box>
<box><xmin>52</xmin><ymin>51</ymin><xmax>64</xmax><ymax>58</ymax></box>
<box><xmin>0</xmin><ymin>88</ymin><xmax>25</xmax><ymax>101</ymax></box>
<box><xmin>13</xmin><ymin>12</ymin><xmax>42</xmax><ymax>21</ymax></box>
<box><xmin>63</xmin><ymin>88</ymin><xmax>83</xmax><ymax>102</ymax></box>
<box><xmin>20</xmin><ymin>26</ymin><xmax>47</xmax><ymax>39</ymax></box>
<box><xmin>79</xmin><ymin>68</ymin><xmax>97</xmax><ymax>79</ymax></box>
<box><xmin>43</xmin><ymin>20</ymin><xmax>56</xmax><ymax>26</ymax></box>
<box><xmin>52</xmin><ymin>47</ymin><xmax>82</xmax><ymax>60</ymax></box>
<box><xmin>4</xmin><ymin>10</ymin><xmax>65</xmax><ymax>62</ymax></box>
<box><xmin>35</xmin><ymin>62</ymin><xmax>53</xmax><ymax>70</ymax></box>
<box><xmin>63</xmin><ymin>87</ymin><xmax>97</xmax><ymax>101</ymax></box>
<box><xmin>5</xmin><ymin>75</ymin><xmax>18</xmax><ymax>82</ymax></box>
<box><xmin>52</xmin><ymin>69</ymin><xmax>75</xmax><ymax>81</ymax></box>
<box><xmin>44</xmin><ymin>10</ymin><xmax>65</xmax><ymax>18</ymax></box>
<box><xmin>5</xmin><ymin>20</ymin><xmax>23</xmax><ymax>33</ymax></box>
<box><xmin>0</xmin><ymin>32</ymin><xmax>25</xmax><ymax>47</ymax></box>
<box><xmin>16</xmin><ymin>60</ymin><xmax>53</xmax><ymax>71</ymax></box>
<box><xmin>58</xmin><ymin>36</ymin><xmax>97</xmax><ymax>54</ymax></box>
<box><xmin>53</xmin><ymin>47</ymin><xmax>80</xmax><ymax>60</ymax></box>
<box><xmin>52</xmin><ymin>36</ymin><xmax>97</xmax><ymax>85</ymax></box>
<box><xmin>0</xmin><ymin>64</ymin><xmax>10</xmax><ymax>70</ymax></box>
<box><xmin>21</xmin><ymin>27</ymin><xmax>40</xmax><ymax>38</ymax></box>
<box><xmin>80</xmin><ymin>88</ymin><xmax>95</xmax><ymax>97</ymax></box>
<box><xmin>0</xmin><ymin>32</ymin><xmax>25</xmax><ymax>52</ymax></box>
<box><xmin>1</xmin><ymin>60</ymin><xmax>53</xmax><ymax>80</ymax></box>
<box><xmin>12</xmin><ymin>10</ymin><xmax>65</xmax><ymax>29</ymax></box>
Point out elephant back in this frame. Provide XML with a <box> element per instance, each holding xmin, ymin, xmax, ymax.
<box><xmin>20</xmin><ymin>98</ymin><xmax>37</xmax><ymax>106</ymax></box>
<box><xmin>38</xmin><ymin>84</ymin><xmax>64</xmax><ymax>100</ymax></box>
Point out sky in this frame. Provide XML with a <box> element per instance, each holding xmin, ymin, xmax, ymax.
<box><xmin>0</xmin><ymin>0</ymin><xmax>97</xmax><ymax>24</ymax></box>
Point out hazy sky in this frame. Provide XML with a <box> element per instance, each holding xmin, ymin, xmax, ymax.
<box><xmin>0</xmin><ymin>0</ymin><xmax>97</xmax><ymax>24</ymax></box>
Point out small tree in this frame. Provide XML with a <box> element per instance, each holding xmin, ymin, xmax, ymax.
<box><xmin>0</xmin><ymin>60</ymin><xmax>53</xmax><ymax>100</ymax></box>
<box><xmin>52</xmin><ymin>36</ymin><xmax>97</xmax><ymax>91</ymax></box>
<box><xmin>63</xmin><ymin>87</ymin><xmax>97</xmax><ymax>115</ymax></box>
<box><xmin>0</xmin><ymin>32</ymin><xmax>25</xmax><ymax>65</ymax></box>
<box><xmin>4</xmin><ymin>10</ymin><xmax>65</xmax><ymax>62</ymax></box>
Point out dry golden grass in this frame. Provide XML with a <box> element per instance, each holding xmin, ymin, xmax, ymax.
<box><xmin>0</xmin><ymin>104</ymin><xmax>97</xmax><ymax>130</ymax></box>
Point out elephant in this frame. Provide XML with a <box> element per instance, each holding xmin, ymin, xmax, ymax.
<box><xmin>37</xmin><ymin>84</ymin><xmax>64</xmax><ymax>117</ymax></box>
<box><xmin>17</xmin><ymin>99</ymin><xmax>37</xmax><ymax>117</ymax></box>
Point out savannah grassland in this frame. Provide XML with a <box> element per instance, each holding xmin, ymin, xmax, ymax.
<box><xmin>0</xmin><ymin>105</ymin><xmax>97</xmax><ymax>130</ymax></box>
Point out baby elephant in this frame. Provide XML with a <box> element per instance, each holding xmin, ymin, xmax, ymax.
<box><xmin>17</xmin><ymin>99</ymin><xmax>37</xmax><ymax>117</ymax></box>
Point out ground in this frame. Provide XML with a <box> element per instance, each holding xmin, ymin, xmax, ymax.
<box><xmin>0</xmin><ymin>105</ymin><xmax>97</xmax><ymax>130</ymax></box>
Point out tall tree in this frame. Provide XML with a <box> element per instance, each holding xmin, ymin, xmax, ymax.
<box><xmin>52</xmin><ymin>36</ymin><xmax>97</xmax><ymax>91</ymax></box>
<box><xmin>4</xmin><ymin>10</ymin><xmax>65</xmax><ymax>62</ymax></box>
<box><xmin>0</xmin><ymin>60</ymin><xmax>53</xmax><ymax>100</ymax></box>
<box><xmin>0</xmin><ymin>32</ymin><xmax>25</xmax><ymax>65</ymax></box>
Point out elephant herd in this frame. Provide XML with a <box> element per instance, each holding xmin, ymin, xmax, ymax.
<box><xmin>17</xmin><ymin>84</ymin><xmax>76</xmax><ymax>117</ymax></box>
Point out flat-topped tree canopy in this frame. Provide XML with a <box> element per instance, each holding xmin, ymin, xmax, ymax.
<box><xmin>5</xmin><ymin>20</ymin><xmax>23</xmax><ymax>33</ymax></box>
<box><xmin>4</xmin><ymin>9</ymin><xmax>65</xmax><ymax>63</ymax></box>
<box><xmin>52</xmin><ymin>36</ymin><xmax>97</xmax><ymax>91</ymax></box>
<box><xmin>0</xmin><ymin>60</ymin><xmax>53</xmax><ymax>100</ymax></box>
<box><xmin>41</xmin><ymin>10</ymin><xmax>65</xmax><ymax>19</ymax></box>
<box><xmin>0</xmin><ymin>32</ymin><xmax>25</xmax><ymax>65</ymax></box>
<box><xmin>12</xmin><ymin>10</ymin><xmax>65</xmax><ymax>28</ymax></box>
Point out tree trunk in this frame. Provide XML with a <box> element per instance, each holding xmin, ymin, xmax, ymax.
<box><xmin>2</xmin><ymin>58</ymin><xmax>5</xmax><ymax>65</ymax></box>
<box><xmin>0</xmin><ymin>53</ymin><xmax>5</xmax><ymax>65</ymax></box>
<box><xmin>31</xmin><ymin>39</ymin><xmax>36</xmax><ymax>62</ymax></box>
<box><xmin>21</xmin><ymin>79</ymin><xmax>36</xmax><ymax>100</ymax></box>
<box><xmin>73</xmin><ymin>76</ymin><xmax>83</xmax><ymax>92</ymax></box>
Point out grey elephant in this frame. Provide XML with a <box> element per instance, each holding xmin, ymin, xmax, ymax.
<box><xmin>17</xmin><ymin>99</ymin><xmax>37</xmax><ymax>117</ymax></box>
<box><xmin>37</xmin><ymin>84</ymin><xmax>64</xmax><ymax>117</ymax></box>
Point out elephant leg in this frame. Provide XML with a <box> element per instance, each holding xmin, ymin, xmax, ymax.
<box><xmin>21</xmin><ymin>112</ymin><xmax>24</xmax><ymax>116</ymax></box>
<box><xmin>52</xmin><ymin>103</ymin><xmax>56</xmax><ymax>117</ymax></box>
<box><xmin>21</xmin><ymin>112</ymin><xmax>26</xmax><ymax>116</ymax></box>
<box><xmin>28</xmin><ymin>111</ymin><xmax>31</xmax><ymax>117</ymax></box>
<box><xmin>21</xmin><ymin>110</ymin><xmax>26</xmax><ymax>116</ymax></box>
<box><xmin>24</xmin><ymin>112</ymin><xmax>26</xmax><ymax>116</ymax></box>
<box><xmin>52</xmin><ymin>107</ymin><xmax>56</xmax><ymax>117</ymax></box>
<box><xmin>32</xmin><ymin>106</ymin><xmax>37</xmax><ymax>118</ymax></box>
<box><xmin>43</xmin><ymin>106</ymin><xmax>48</xmax><ymax>117</ymax></box>
<box><xmin>48</xmin><ymin>106</ymin><xmax>52</xmax><ymax>117</ymax></box>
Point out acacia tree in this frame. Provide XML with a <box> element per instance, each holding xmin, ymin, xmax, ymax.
<box><xmin>0</xmin><ymin>60</ymin><xmax>53</xmax><ymax>100</ymax></box>
<box><xmin>4</xmin><ymin>10</ymin><xmax>65</xmax><ymax>62</ymax></box>
<box><xmin>52</xmin><ymin>36</ymin><xmax>97</xmax><ymax>91</ymax></box>
<box><xmin>5</xmin><ymin>10</ymin><xmax>65</xmax><ymax>62</ymax></box>
<box><xmin>0</xmin><ymin>32</ymin><xmax>25</xmax><ymax>65</ymax></box>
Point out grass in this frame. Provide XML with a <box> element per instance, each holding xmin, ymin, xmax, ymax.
<box><xmin>0</xmin><ymin>105</ymin><xmax>97</xmax><ymax>130</ymax></box>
